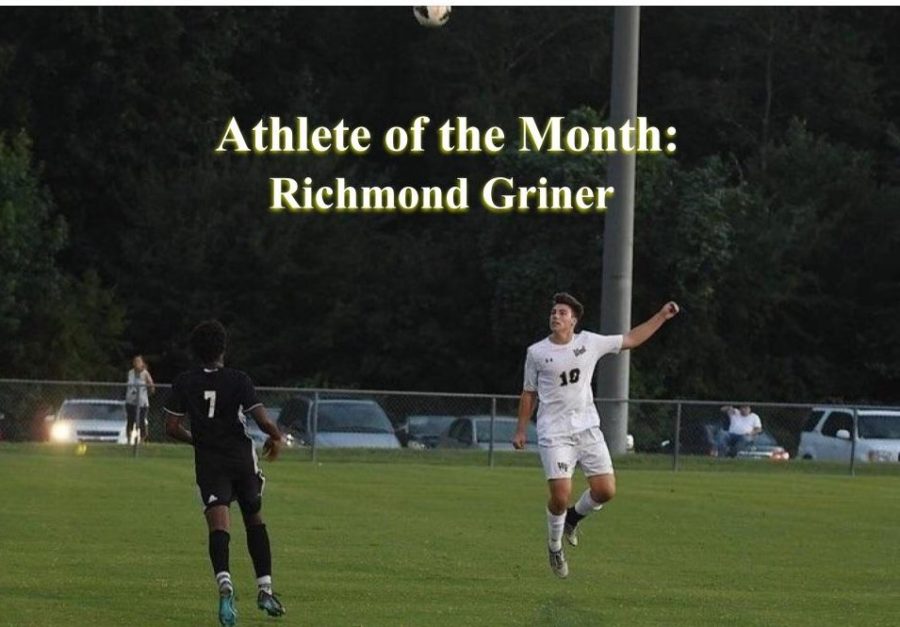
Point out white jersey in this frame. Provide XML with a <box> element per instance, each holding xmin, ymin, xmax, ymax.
<box><xmin>523</xmin><ymin>331</ymin><xmax>623</xmax><ymax>446</ymax></box>
<box><xmin>126</xmin><ymin>369</ymin><xmax>152</xmax><ymax>407</ymax></box>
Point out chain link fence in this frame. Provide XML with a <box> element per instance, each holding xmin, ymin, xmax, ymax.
<box><xmin>1</xmin><ymin>379</ymin><xmax>899</xmax><ymax>475</ymax></box>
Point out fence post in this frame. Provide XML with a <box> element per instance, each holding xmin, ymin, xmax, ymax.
<box><xmin>311</xmin><ymin>391</ymin><xmax>319</xmax><ymax>464</ymax></box>
<box><xmin>489</xmin><ymin>397</ymin><xmax>496</xmax><ymax>468</ymax></box>
<box><xmin>849</xmin><ymin>407</ymin><xmax>858</xmax><ymax>477</ymax></box>
<box><xmin>673</xmin><ymin>401</ymin><xmax>682</xmax><ymax>472</ymax></box>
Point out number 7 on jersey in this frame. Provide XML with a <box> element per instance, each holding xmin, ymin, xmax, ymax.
<box><xmin>204</xmin><ymin>390</ymin><xmax>217</xmax><ymax>418</ymax></box>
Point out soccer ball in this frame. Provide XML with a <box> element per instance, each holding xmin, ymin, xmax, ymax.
<box><xmin>413</xmin><ymin>6</ymin><xmax>451</xmax><ymax>28</ymax></box>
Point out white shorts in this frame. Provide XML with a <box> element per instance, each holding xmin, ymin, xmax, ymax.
<box><xmin>539</xmin><ymin>427</ymin><xmax>614</xmax><ymax>480</ymax></box>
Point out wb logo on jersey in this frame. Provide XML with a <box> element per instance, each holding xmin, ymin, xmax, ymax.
<box><xmin>557</xmin><ymin>462</ymin><xmax>569</xmax><ymax>472</ymax></box>
<box><xmin>573</xmin><ymin>346</ymin><xmax>586</xmax><ymax>357</ymax></box>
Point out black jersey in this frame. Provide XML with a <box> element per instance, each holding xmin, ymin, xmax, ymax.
<box><xmin>165</xmin><ymin>367</ymin><xmax>261</xmax><ymax>467</ymax></box>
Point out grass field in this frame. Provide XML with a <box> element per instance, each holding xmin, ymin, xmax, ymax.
<box><xmin>1</xmin><ymin>444</ymin><xmax>898</xmax><ymax>626</ymax></box>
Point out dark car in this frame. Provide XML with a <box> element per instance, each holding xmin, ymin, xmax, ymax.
<box><xmin>278</xmin><ymin>396</ymin><xmax>401</xmax><ymax>449</ymax></box>
<box><xmin>438</xmin><ymin>415</ymin><xmax>538</xmax><ymax>451</ymax></box>
<box><xmin>661</xmin><ymin>421</ymin><xmax>720</xmax><ymax>456</ymax></box>
<box><xmin>662</xmin><ymin>421</ymin><xmax>789</xmax><ymax>461</ymax></box>
<box><xmin>396</xmin><ymin>414</ymin><xmax>457</xmax><ymax>449</ymax></box>
<box><xmin>733</xmin><ymin>430</ymin><xmax>790</xmax><ymax>460</ymax></box>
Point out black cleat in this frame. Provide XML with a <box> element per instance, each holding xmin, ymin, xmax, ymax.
<box><xmin>257</xmin><ymin>590</ymin><xmax>286</xmax><ymax>617</ymax></box>
<box><xmin>563</xmin><ymin>521</ymin><xmax>579</xmax><ymax>547</ymax></box>
<box><xmin>548</xmin><ymin>546</ymin><xmax>569</xmax><ymax>578</ymax></box>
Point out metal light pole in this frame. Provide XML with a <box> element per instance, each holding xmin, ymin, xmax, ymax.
<box><xmin>598</xmin><ymin>6</ymin><xmax>640</xmax><ymax>456</ymax></box>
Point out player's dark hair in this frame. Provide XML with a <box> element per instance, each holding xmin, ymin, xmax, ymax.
<box><xmin>553</xmin><ymin>292</ymin><xmax>584</xmax><ymax>320</ymax></box>
<box><xmin>190</xmin><ymin>320</ymin><xmax>227</xmax><ymax>364</ymax></box>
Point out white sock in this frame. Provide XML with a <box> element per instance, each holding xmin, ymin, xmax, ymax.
<box><xmin>215</xmin><ymin>571</ymin><xmax>233</xmax><ymax>594</ymax></box>
<box><xmin>547</xmin><ymin>508</ymin><xmax>566</xmax><ymax>551</ymax></box>
<box><xmin>574</xmin><ymin>490</ymin><xmax>604</xmax><ymax>517</ymax></box>
<box><xmin>257</xmin><ymin>575</ymin><xmax>272</xmax><ymax>594</ymax></box>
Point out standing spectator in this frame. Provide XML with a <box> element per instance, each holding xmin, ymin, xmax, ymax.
<box><xmin>718</xmin><ymin>405</ymin><xmax>762</xmax><ymax>457</ymax></box>
<box><xmin>126</xmin><ymin>355</ymin><xmax>155</xmax><ymax>443</ymax></box>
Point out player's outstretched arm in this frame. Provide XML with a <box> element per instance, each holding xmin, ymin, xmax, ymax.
<box><xmin>621</xmin><ymin>302</ymin><xmax>680</xmax><ymax>350</ymax></box>
<box><xmin>513</xmin><ymin>390</ymin><xmax>537</xmax><ymax>449</ymax></box>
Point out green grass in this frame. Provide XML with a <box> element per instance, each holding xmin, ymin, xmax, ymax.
<box><xmin>1</xmin><ymin>443</ymin><xmax>898</xmax><ymax>626</ymax></box>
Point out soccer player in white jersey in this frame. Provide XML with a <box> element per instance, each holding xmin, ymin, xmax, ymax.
<box><xmin>513</xmin><ymin>292</ymin><xmax>679</xmax><ymax>578</ymax></box>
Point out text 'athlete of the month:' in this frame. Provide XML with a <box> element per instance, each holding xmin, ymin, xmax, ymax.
<box><xmin>214</xmin><ymin>116</ymin><xmax>676</xmax><ymax>215</ymax></box>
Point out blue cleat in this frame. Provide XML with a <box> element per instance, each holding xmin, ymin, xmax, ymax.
<box><xmin>257</xmin><ymin>590</ymin><xmax>286</xmax><ymax>617</ymax></box>
<box><xmin>219</xmin><ymin>588</ymin><xmax>237</xmax><ymax>626</ymax></box>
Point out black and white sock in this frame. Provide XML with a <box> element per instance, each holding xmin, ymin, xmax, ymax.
<box><xmin>246</xmin><ymin>523</ymin><xmax>273</xmax><ymax>593</ymax></box>
<box><xmin>209</xmin><ymin>530</ymin><xmax>232</xmax><ymax>593</ymax></box>
<box><xmin>569</xmin><ymin>489</ymin><xmax>604</xmax><ymax>526</ymax></box>
<box><xmin>215</xmin><ymin>571</ymin><xmax>233</xmax><ymax>595</ymax></box>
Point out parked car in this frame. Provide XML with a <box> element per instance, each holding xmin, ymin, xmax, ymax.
<box><xmin>660</xmin><ymin>421</ymin><xmax>720</xmax><ymax>456</ymax></box>
<box><xmin>733</xmin><ymin>430</ymin><xmax>790</xmax><ymax>461</ymax></box>
<box><xmin>798</xmin><ymin>407</ymin><xmax>900</xmax><ymax>463</ymax></box>
<box><xmin>50</xmin><ymin>399</ymin><xmax>129</xmax><ymax>444</ymax></box>
<box><xmin>278</xmin><ymin>397</ymin><xmax>401</xmax><ymax>449</ymax></box>
<box><xmin>242</xmin><ymin>406</ymin><xmax>289</xmax><ymax>450</ymax></box>
<box><xmin>396</xmin><ymin>414</ymin><xmax>457</xmax><ymax>449</ymax></box>
<box><xmin>438</xmin><ymin>415</ymin><xmax>538</xmax><ymax>451</ymax></box>
<box><xmin>661</xmin><ymin>421</ymin><xmax>789</xmax><ymax>461</ymax></box>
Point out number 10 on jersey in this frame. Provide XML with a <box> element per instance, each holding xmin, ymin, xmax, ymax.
<box><xmin>559</xmin><ymin>368</ymin><xmax>580</xmax><ymax>386</ymax></box>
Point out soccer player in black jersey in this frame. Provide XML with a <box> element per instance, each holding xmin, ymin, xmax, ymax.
<box><xmin>164</xmin><ymin>320</ymin><xmax>286</xmax><ymax>626</ymax></box>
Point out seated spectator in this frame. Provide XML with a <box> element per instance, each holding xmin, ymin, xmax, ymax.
<box><xmin>718</xmin><ymin>405</ymin><xmax>762</xmax><ymax>457</ymax></box>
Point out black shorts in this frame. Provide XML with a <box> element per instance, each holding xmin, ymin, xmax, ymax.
<box><xmin>196</xmin><ymin>462</ymin><xmax>266</xmax><ymax>515</ymax></box>
<box><xmin>126</xmin><ymin>404</ymin><xmax>148</xmax><ymax>430</ymax></box>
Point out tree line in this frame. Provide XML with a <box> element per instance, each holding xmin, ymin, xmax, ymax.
<box><xmin>1</xmin><ymin>7</ymin><xmax>898</xmax><ymax>404</ymax></box>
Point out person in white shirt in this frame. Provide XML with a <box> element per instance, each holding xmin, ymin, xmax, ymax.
<box><xmin>126</xmin><ymin>355</ymin><xmax>155</xmax><ymax>443</ymax></box>
<box><xmin>718</xmin><ymin>405</ymin><xmax>762</xmax><ymax>457</ymax></box>
<box><xmin>513</xmin><ymin>292</ymin><xmax>679</xmax><ymax>578</ymax></box>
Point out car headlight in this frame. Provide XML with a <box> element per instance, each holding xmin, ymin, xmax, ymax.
<box><xmin>867</xmin><ymin>449</ymin><xmax>895</xmax><ymax>463</ymax></box>
<box><xmin>50</xmin><ymin>421</ymin><xmax>72</xmax><ymax>442</ymax></box>
<box><xmin>770</xmin><ymin>448</ymin><xmax>790</xmax><ymax>461</ymax></box>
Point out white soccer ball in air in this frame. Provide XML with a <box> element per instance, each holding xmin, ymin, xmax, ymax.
<box><xmin>413</xmin><ymin>6</ymin><xmax>451</xmax><ymax>28</ymax></box>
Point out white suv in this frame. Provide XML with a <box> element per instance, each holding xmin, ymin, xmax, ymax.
<box><xmin>50</xmin><ymin>399</ymin><xmax>129</xmax><ymax>444</ymax></box>
<box><xmin>798</xmin><ymin>407</ymin><xmax>900</xmax><ymax>463</ymax></box>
